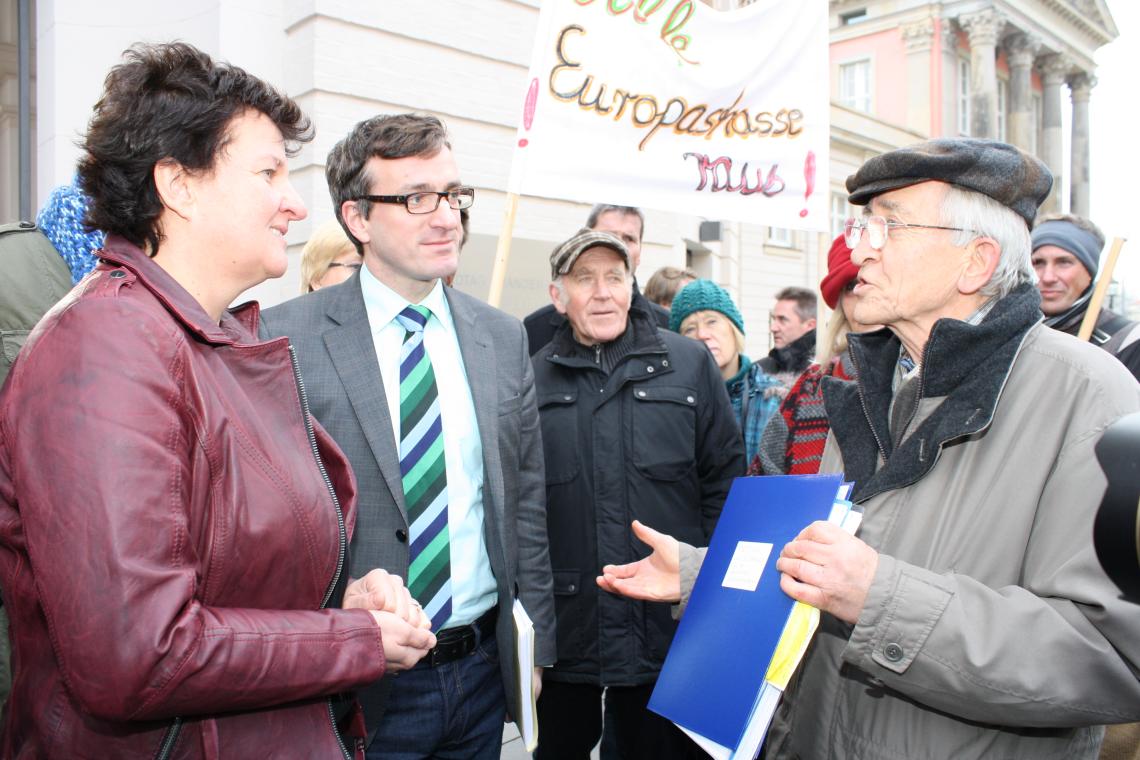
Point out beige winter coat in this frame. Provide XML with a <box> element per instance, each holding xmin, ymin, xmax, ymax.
<box><xmin>680</xmin><ymin>286</ymin><xmax>1140</xmax><ymax>760</ymax></box>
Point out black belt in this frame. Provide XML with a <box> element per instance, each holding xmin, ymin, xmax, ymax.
<box><xmin>420</xmin><ymin>605</ymin><xmax>498</xmax><ymax>668</ymax></box>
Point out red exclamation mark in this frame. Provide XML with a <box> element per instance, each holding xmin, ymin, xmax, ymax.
<box><xmin>519</xmin><ymin>78</ymin><xmax>539</xmax><ymax>148</ymax></box>
<box><xmin>799</xmin><ymin>150</ymin><xmax>816</xmax><ymax>218</ymax></box>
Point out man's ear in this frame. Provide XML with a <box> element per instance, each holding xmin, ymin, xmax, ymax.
<box><xmin>959</xmin><ymin>237</ymin><xmax>1002</xmax><ymax>295</ymax></box>
<box><xmin>341</xmin><ymin>200</ymin><xmax>371</xmax><ymax>248</ymax></box>
<box><xmin>153</xmin><ymin>159</ymin><xmax>193</xmax><ymax>221</ymax></box>
<box><xmin>549</xmin><ymin>282</ymin><xmax>568</xmax><ymax>315</ymax></box>
<box><xmin>805</xmin><ymin>318</ymin><xmax>817</xmax><ymax>332</ymax></box>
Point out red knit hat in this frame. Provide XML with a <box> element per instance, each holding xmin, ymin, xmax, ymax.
<box><xmin>819</xmin><ymin>233</ymin><xmax>857</xmax><ymax>310</ymax></box>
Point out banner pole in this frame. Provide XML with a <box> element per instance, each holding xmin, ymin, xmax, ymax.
<box><xmin>1077</xmin><ymin>237</ymin><xmax>1127</xmax><ymax>342</ymax></box>
<box><xmin>488</xmin><ymin>192</ymin><xmax>520</xmax><ymax>308</ymax></box>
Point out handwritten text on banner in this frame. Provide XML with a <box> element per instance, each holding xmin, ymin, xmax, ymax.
<box><xmin>508</xmin><ymin>0</ymin><xmax>830</xmax><ymax>229</ymax></box>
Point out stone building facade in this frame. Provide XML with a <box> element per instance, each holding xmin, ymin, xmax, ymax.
<box><xmin>1</xmin><ymin>0</ymin><xmax>1118</xmax><ymax>354</ymax></box>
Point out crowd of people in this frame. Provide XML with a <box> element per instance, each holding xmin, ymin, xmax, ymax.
<box><xmin>0</xmin><ymin>41</ymin><xmax>1138</xmax><ymax>760</ymax></box>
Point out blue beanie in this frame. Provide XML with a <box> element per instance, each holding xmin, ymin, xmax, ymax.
<box><xmin>669</xmin><ymin>279</ymin><xmax>745</xmax><ymax>335</ymax></box>
<box><xmin>1031</xmin><ymin>219</ymin><xmax>1101</xmax><ymax>279</ymax></box>
<box><xmin>36</xmin><ymin>179</ymin><xmax>105</xmax><ymax>284</ymax></box>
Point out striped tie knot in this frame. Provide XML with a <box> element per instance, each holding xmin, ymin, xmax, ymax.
<box><xmin>396</xmin><ymin>304</ymin><xmax>431</xmax><ymax>334</ymax></box>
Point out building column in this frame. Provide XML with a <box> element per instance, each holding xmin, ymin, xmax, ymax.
<box><xmin>1069</xmin><ymin>72</ymin><xmax>1094</xmax><ymax>218</ymax></box>
<box><xmin>1039</xmin><ymin>54</ymin><xmax>1070</xmax><ymax>213</ymax></box>
<box><xmin>1005</xmin><ymin>33</ymin><xmax>1039</xmax><ymax>151</ymax></box>
<box><xmin>960</xmin><ymin>10</ymin><xmax>1003</xmax><ymax>139</ymax></box>
<box><xmin>938</xmin><ymin>20</ymin><xmax>960</xmax><ymax>135</ymax></box>
<box><xmin>902</xmin><ymin>18</ymin><xmax>936</xmax><ymax>136</ymax></box>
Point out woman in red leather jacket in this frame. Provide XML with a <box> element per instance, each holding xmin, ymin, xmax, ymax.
<box><xmin>0</xmin><ymin>42</ymin><xmax>435</xmax><ymax>758</ymax></box>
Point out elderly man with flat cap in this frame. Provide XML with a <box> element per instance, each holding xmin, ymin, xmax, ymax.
<box><xmin>531</xmin><ymin>228</ymin><xmax>743</xmax><ymax>760</ymax></box>
<box><xmin>597</xmin><ymin>139</ymin><xmax>1140</xmax><ymax>760</ymax></box>
<box><xmin>1031</xmin><ymin>213</ymin><xmax>1140</xmax><ymax>380</ymax></box>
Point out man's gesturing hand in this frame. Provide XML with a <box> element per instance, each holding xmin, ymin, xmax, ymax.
<box><xmin>596</xmin><ymin>521</ymin><xmax>682</xmax><ymax>603</ymax></box>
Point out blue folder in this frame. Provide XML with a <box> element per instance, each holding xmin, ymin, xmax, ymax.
<box><xmin>648</xmin><ymin>473</ymin><xmax>846</xmax><ymax>750</ymax></box>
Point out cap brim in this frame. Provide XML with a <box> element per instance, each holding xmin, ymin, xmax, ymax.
<box><xmin>847</xmin><ymin>176</ymin><xmax>930</xmax><ymax>206</ymax></box>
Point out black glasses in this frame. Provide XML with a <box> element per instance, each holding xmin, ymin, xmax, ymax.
<box><xmin>844</xmin><ymin>216</ymin><xmax>975</xmax><ymax>251</ymax></box>
<box><xmin>353</xmin><ymin>187</ymin><xmax>475</xmax><ymax>215</ymax></box>
<box><xmin>327</xmin><ymin>262</ymin><xmax>362</xmax><ymax>271</ymax></box>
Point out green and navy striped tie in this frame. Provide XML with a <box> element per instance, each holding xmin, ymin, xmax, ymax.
<box><xmin>396</xmin><ymin>305</ymin><xmax>451</xmax><ymax>631</ymax></box>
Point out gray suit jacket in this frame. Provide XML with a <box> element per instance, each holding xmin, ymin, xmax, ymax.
<box><xmin>260</xmin><ymin>273</ymin><xmax>555</xmax><ymax>725</ymax></box>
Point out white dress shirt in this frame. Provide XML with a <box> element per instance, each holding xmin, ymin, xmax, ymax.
<box><xmin>360</xmin><ymin>268</ymin><xmax>497</xmax><ymax>628</ymax></box>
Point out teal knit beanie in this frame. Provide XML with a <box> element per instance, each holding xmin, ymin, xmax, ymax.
<box><xmin>669</xmin><ymin>279</ymin><xmax>745</xmax><ymax>335</ymax></box>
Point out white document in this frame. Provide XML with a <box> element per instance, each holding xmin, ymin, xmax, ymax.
<box><xmin>512</xmin><ymin>599</ymin><xmax>538</xmax><ymax>752</ymax></box>
<box><xmin>722</xmin><ymin>541</ymin><xmax>773</xmax><ymax>592</ymax></box>
<box><xmin>678</xmin><ymin>683</ymin><xmax>782</xmax><ymax>760</ymax></box>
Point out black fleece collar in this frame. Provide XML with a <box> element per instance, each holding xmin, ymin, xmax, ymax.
<box><xmin>764</xmin><ymin>328</ymin><xmax>817</xmax><ymax>375</ymax></box>
<box><xmin>822</xmin><ymin>284</ymin><xmax>1043</xmax><ymax>503</ymax></box>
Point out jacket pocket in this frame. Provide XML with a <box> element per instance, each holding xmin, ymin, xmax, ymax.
<box><xmin>538</xmin><ymin>390</ymin><xmax>580</xmax><ymax>485</ymax></box>
<box><xmin>498</xmin><ymin>390</ymin><xmax>523</xmax><ymax>417</ymax></box>
<box><xmin>551</xmin><ymin>569</ymin><xmax>584</xmax><ymax>662</ymax></box>
<box><xmin>643</xmin><ymin>599</ymin><xmax>679</xmax><ymax>662</ymax></box>
<box><xmin>630</xmin><ymin>385</ymin><xmax>698</xmax><ymax>482</ymax></box>
<box><xmin>1</xmin><ymin>329</ymin><xmax>30</xmax><ymax>369</ymax></box>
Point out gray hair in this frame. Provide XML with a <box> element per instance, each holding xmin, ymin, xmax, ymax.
<box><xmin>940</xmin><ymin>185</ymin><xmax>1033</xmax><ymax>299</ymax></box>
<box><xmin>774</xmin><ymin>286</ymin><xmax>817</xmax><ymax>322</ymax></box>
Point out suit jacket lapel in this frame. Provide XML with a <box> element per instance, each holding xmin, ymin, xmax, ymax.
<box><xmin>448</xmin><ymin>289</ymin><xmax>508</xmax><ymax>568</ymax></box>
<box><xmin>324</xmin><ymin>279</ymin><xmax>409</xmax><ymax>522</ymax></box>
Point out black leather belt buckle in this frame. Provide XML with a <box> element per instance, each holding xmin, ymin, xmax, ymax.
<box><xmin>422</xmin><ymin>606</ymin><xmax>498</xmax><ymax>667</ymax></box>
<box><xmin>426</xmin><ymin>633</ymin><xmax>477</xmax><ymax>667</ymax></box>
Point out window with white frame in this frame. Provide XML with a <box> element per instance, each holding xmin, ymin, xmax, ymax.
<box><xmin>997</xmin><ymin>79</ymin><xmax>1008</xmax><ymax>141</ymax></box>
<box><xmin>768</xmin><ymin>226</ymin><xmax>792</xmax><ymax>246</ymax></box>
<box><xmin>830</xmin><ymin>193</ymin><xmax>849</xmax><ymax>240</ymax></box>
<box><xmin>838</xmin><ymin>59</ymin><xmax>872</xmax><ymax>113</ymax></box>
<box><xmin>958</xmin><ymin>59</ymin><xmax>971</xmax><ymax>135</ymax></box>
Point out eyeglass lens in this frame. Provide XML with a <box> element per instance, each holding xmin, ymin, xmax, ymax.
<box><xmin>406</xmin><ymin>188</ymin><xmax>474</xmax><ymax>214</ymax></box>
<box><xmin>844</xmin><ymin>217</ymin><xmax>885</xmax><ymax>250</ymax></box>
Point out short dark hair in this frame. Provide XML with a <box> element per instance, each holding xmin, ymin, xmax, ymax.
<box><xmin>774</xmin><ymin>286</ymin><xmax>817</xmax><ymax>322</ymax></box>
<box><xmin>325</xmin><ymin>113</ymin><xmax>452</xmax><ymax>253</ymax></box>
<box><xmin>77</xmin><ymin>42</ymin><xmax>312</xmax><ymax>256</ymax></box>
<box><xmin>1034</xmin><ymin>212</ymin><xmax>1105</xmax><ymax>250</ymax></box>
<box><xmin>586</xmin><ymin>204</ymin><xmax>644</xmax><ymax>242</ymax></box>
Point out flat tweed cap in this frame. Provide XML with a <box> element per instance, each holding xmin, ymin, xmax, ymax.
<box><xmin>550</xmin><ymin>228</ymin><xmax>630</xmax><ymax>280</ymax></box>
<box><xmin>846</xmin><ymin>138</ymin><xmax>1053</xmax><ymax>228</ymax></box>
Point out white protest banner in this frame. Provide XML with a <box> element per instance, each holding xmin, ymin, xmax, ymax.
<box><xmin>507</xmin><ymin>0</ymin><xmax>830</xmax><ymax>230</ymax></box>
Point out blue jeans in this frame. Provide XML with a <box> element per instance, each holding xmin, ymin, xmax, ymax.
<box><xmin>365</xmin><ymin>630</ymin><xmax>505</xmax><ymax>759</ymax></box>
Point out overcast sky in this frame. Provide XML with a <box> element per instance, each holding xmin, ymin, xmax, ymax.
<box><xmin>1089</xmin><ymin>1</ymin><xmax>1137</xmax><ymax>305</ymax></box>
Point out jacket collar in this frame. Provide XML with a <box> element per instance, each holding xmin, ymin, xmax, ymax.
<box><xmin>98</xmin><ymin>235</ymin><xmax>257</xmax><ymax>345</ymax></box>
<box><xmin>546</xmin><ymin>295</ymin><xmax>666</xmax><ymax>373</ymax></box>
<box><xmin>823</xmin><ymin>283</ymin><xmax>1043</xmax><ymax>502</ymax></box>
<box><xmin>765</xmin><ymin>329</ymin><xmax>816</xmax><ymax>374</ymax></box>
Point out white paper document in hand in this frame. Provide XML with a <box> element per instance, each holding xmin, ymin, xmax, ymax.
<box><xmin>512</xmin><ymin>598</ymin><xmax>538</xmax><ymax>752</ymax></box>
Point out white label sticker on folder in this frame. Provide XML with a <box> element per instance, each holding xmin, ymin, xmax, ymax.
<box><xmin>722</xmin><ymin>541</ymin><xmax>773</xmax><ymax>591</ymax></box>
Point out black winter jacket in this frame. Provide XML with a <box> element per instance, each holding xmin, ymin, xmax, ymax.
<box><xmin>532</xmin><ymin>302</ymin><xmax>744</xmax><ymax>686</ymax></box>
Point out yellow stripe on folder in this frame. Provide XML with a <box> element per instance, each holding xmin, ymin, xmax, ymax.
<box><xmin>765</xmin><ymin>601</ymin><xmax>821</xmax><ymax>689</ymax></box>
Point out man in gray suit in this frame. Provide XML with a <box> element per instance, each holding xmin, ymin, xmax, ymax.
<box><xmin>261</xmin><ymin>113</ymin><xmax>554</xmax><ymax>759</ymax></box>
